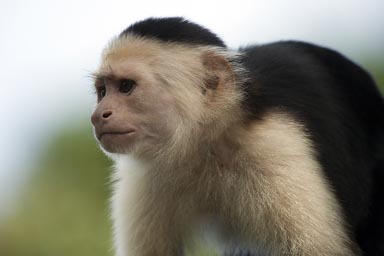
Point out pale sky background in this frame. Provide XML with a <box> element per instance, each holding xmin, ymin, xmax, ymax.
<box><xmin>0</xmin><ymin>0</ymin><xmax>383</xmax><ymax>214</ymax></box>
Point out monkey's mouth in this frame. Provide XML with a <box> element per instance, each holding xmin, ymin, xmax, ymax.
<box><xmin>97</xmin><ymin>130</ymin><xmax>136</xmax><ymax>141</ymax></box>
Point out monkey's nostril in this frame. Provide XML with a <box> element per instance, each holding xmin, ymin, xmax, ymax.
<box><xmin>102</xmin><ymin>110</ymin><xmax>113</xmax><ymax>119</ymax></box>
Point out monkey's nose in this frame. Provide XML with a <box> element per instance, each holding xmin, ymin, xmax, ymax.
<box><xmin>91</xmin><ymin>110</ymin><xmax>113</xmax><ymax>126</ymax></box>
<box><xmin>102</xmin><ymin>110</ymin><xmax>113</xmax><ymax>119</ymax></box>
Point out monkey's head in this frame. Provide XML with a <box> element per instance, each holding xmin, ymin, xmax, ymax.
<box><xmin>91</xmin><ymin>18</ymin><xmax>244</xmax><ymax>160</ymax></box>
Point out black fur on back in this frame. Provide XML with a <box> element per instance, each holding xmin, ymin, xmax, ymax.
<box><xmin>119</xmin><ymin>17</ymin><xmax>226</xmax><ymax>48</ymax></box>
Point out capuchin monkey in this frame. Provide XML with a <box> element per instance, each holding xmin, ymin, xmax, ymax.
<box><xmin>91</xmin><ymin>17</ymin><xmax>384</xmax><ymax>256</ymax></box>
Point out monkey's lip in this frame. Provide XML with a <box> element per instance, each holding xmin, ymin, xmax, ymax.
<box><xmin>98</xmin><ymin>129</ymin><xmax>136</xmax><ymax>140</ymax></box>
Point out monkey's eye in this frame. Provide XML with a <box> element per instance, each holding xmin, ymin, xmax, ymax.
<box><xmin>98</xmin><ymin>86</ymin><xmax>106</xmax><ymax>99</ymax></box>
<box><xmin>119</xmin><ymin>79</ymin><xmax>136</xmax><ymax>94</ymax></box>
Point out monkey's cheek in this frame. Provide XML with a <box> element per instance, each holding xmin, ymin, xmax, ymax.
<box><xmin>99</xmin><ymin>133</ymin><xmax>137</xmax><ymax>153</ymax></box>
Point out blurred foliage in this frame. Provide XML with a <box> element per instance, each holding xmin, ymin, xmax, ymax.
<box><xmin>0</xmin><ymin>125</ymin><xmax>112</xmax><ymax>256</ymax></box>
<box><xmin>0</xmin><ymin>63</ymin><xmax>382</xmax><ymax>256</ymax></box>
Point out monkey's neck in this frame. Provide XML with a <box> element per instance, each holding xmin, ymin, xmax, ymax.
<box><xmin>158</xmin><ymin>128</ymin><xmax>249</xmax><ymax>186</ymax></box>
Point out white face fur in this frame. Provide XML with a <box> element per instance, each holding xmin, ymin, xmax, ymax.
<box><xmin>91</xmin><ymin>58</ymin><xmax>181</xmax><ymax>155</ymax></box>
<box><xmin>91</xmin><ymin>35</ymin><xmax>242</xmax><ymax>159</ymax></box>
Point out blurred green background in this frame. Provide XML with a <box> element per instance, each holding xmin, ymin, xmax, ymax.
<box><xmin>1</xmin><ymin>0</ymin><xmax>383</xmax><ymax>255</ymax></box>
<box><xmin>0</xmin><ymin>125</ymin><xmax>113</xmax><ymax>256</ymax></box>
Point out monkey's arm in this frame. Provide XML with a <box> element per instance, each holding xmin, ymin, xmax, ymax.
<box><xmin>111</xmin><ymin>161</ymin><xmax>184</xmax><ymax>256</ymax></box>
<box><xmin>218</xmin><ymin>112</ymin><xmax>358</xmax><ymax>256</ymax></box>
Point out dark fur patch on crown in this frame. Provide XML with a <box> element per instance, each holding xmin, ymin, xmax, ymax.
<box><xmin>119</xmin><ymin>17</ymin><xmax>226</xmax><ymax>48</ymax></box>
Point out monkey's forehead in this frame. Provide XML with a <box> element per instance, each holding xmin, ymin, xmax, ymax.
<box><xmin>100</xmin><ymin>35</ymin><xmax>226</xmax><ymax>68</ymax></box>
<box><xmin>95</xmin><ymin>36</ymin><xmax>205</xmax><ymax>82</ymax></box>
<box><xmin>102</xmin><ymin>36</ymin><xmax>163</xmax><ymax>61</ymax></box>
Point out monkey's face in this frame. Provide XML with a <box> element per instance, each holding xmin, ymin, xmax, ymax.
<box><xmin>91</xmin><ymin>37</ymin><xmax>241</xmax><ymax>157</ymax></box>
<box><xmin>91</xmin><ymin>59</ymin><xmax>182</xmax><ymax>155</ymax></box>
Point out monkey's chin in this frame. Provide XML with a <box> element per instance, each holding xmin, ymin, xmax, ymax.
<box><xmin>99</xmin><ymin>132</ymin><xmax>137</xmax><ymax>154</ymax></box>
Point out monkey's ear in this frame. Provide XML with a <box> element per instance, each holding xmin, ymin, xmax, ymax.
<box><xmin>201</xmin><ymin>52</ymin><xmax>235</xmax><ymax>98</ymax></box>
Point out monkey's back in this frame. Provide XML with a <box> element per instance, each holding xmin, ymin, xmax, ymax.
<box><xmin>240</xmin><ymin>41</ymin><xmax>384</xmax><ymax>254</ymax></box>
